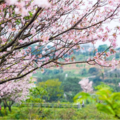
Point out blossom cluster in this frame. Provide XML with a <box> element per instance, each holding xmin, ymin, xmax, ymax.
<box><xmin>5</xmin><ymin>0</ymin><xmax>51</xmax><ymax>16</ymax></box>
<box><xmin>0</xmin><ymin>74</ymin><xmax>34</xmax><ymax>103</ymax></box>
<box><xmin>79</xmin><ymin>78</ymin><xmax>93</xmax><ymax>93</ymax></box>
<box><xmin>0</xmin><ymin>0</ymin><xmax>120</xmax><ymax>83</ymax></box>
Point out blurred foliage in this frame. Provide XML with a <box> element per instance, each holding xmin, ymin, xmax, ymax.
<box><xmin>94</xmin><ymin>82</ymin><xmax>113</xmax><ymax>91</ymax></box>
<box><xmin>62</xmin><ymin>77</ymin><xmax>82</xmax><ymax>102</ymax></box>
<box><xmin>39</xmin><ymin>79</ymin><xmax>64</xmax><ymax>102</ymax></box>
<box><xmin>74</xmin><ymin>83</ymin><xmax>120</xmax><ymax>119</ymax></box>
<box><xmin>26</xmin><ymin>86</ymin><xmax>47</xmax><ymax>103</ymax></box>
<box><xmin>0</xmin><ymin>104</ymin><xmax>117</xmax><ymax>120</ymax></box>
<box><xmin>88</xmin><ymin>67</ymin><xmax>99</xmax><ymax>75</ymax></box>
<box><xmin>96</xmin><ymin>88</ymin><xmax>120</xmax><ymax>119</ymax></box>
<box><xmin>81</xmin><ymin>68</ymin><xmax>88</xmax><ymax>76</ymax></box>
<box><xmin>73</xmin><ymin>92</ymin><xmax>94</xmax><ymax>104</ymax></box>
<box><xmin>98</xmin><ymin>44</ymin><xmax>108</xmax><ymax>53</ymax></box>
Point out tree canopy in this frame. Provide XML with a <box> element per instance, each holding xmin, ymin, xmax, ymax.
<box><xmin>39</xmin><ymin>79</ymin><xmax>63</xmax><ymax>102</ymax></box>
<box><xmin>0</xmin><ymin>0</ymin><xmax>120</xmax><ymax>84</ymax></box>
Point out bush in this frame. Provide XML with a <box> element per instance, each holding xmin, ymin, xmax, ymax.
<box><xmin>45</xmin><ymin>104</ymin><xmax>117</xmax><ymax>120</ymax></box>
<box><xmin>89</xmin><ymin>67</ymin><xmax>99</xmax><ymax>75</ymax></box>
<box><xmin>0</xmin><ymin>104</ymin><xmax>117</xmax><ymax>120</ymax></box>
<box><xmin>81</xmin><ymin>68</ymin><xmax>87</xmax><ymax>76</ymax></box>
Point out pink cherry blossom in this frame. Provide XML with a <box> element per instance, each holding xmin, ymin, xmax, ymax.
<box><xmin>79</xmin><ymin>78</ymin><xmax>93</xmax><ymax>93</ymax></box>
<box><xmin>31</xmin><ymin>28</ymin><xmax>36</xmax><ymax>34</ymax></box>
<box><xmin>0</xmin><ymin>75</ymin><xmax>34</xmax><ymax>103</ymax></box>
<box><xmin>0</xmin><ymin>0</ymin><xmax>119</xmax><ymax>85</ymax></box>
<box><xmin>5</xmin><ymin>0</ymin><xmax>17</xmax><ymax>5</ymax></box>
<box><xmin>34</xmin><ymin>0</ymin><xmax>51</xmax><ymax>8</ymax></box>
<box><xmin>18</xmin><ymin>39</ymin><xmax>23</xmax><ymax>44</ymax></box>
<box><xmin>35</xmin><ymin>46</ymin><xmax>38</xmax><ymax>49</ymax></box>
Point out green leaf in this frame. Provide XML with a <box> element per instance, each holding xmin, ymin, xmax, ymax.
<box><xmin>111</xmin><ymin>92</ymin><xmax>120</xmax><ymax>101</ymax></box>
<box><xmin>96</xmin><ymin>88</ymin><xmax>112</xmax><ymax>99</ymax></box>
<box><xmin>15</xmin><ymin>19</ymin><xmax>21</xmax><ymax>25</ymax></box>
<box><xmin>96</xmin><ymin>103</ymin><xmax>115</xmax><ymax>115</ymax></box>
<box><xmin>29</xmin><ymin>11</ymin><xmax>33</xmax><ymax>17</ymax></box>
<box><xmin>95</xmin><ymin>82</ymin><xmax>113</xmax><ymax>91</ymax></box>
<box><xmin>73</xmin><ymin>92</ymin><xmax>94</xmax><ymax>104</ymax></box>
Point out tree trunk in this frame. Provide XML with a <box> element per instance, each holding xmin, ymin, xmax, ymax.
<box><xmin>3</xmin><ymin>103</ymin><xmax>7</xmax><ymax>115</ymax></box>
<box><xmin>8</xmin><ymin>106</ymin><xmax>11</xmax><ymax>112</ymax></box>
<box><xmin>4</xmin><ymin>107</ymin><xmax>6</xmax><ymax>115</ymax></box>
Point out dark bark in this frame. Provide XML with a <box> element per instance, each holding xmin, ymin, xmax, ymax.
<box><xmin>0</xmin><ymin>0</ymin><xmax>4</xmax><ymax>5</ymax></box>
<box><xmin>3</xmin><ymin>102</ymin><xmax>7</xmax><ymax>115</ymax></box>
<box><xmin>8</xmin><ymin>106</ymin><xmax>11</xmax><ymax>112</ymax></box>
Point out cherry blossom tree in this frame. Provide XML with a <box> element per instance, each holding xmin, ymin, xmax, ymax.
<box><xmin>0</xmin><ymin>74</ymin><xmax>33</xmax><ymax>112</ymax></box>
<box><xmin>0</xmin><ymin>0</ymin><xmax>120</xmax><ymax>84</ymax></box>
<box><xmin>79</xmin><ymin>78</ymin><xmax>93</xmax><ymax>93</ymax></box>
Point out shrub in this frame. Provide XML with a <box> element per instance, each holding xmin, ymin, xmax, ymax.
<box><xmin>89</xmin><ymin>67</ymin><xmax>99</xmax><ymax>75</ymax></box>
